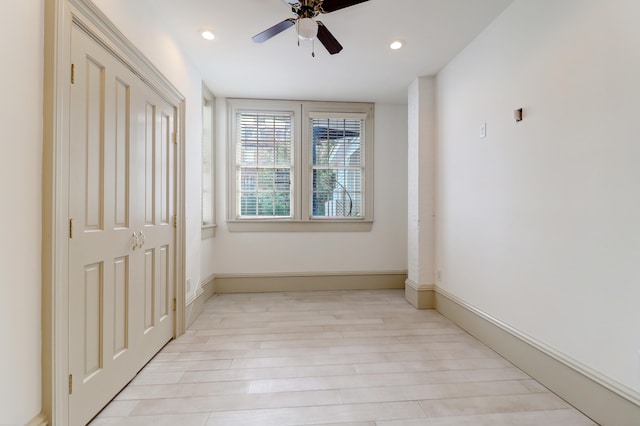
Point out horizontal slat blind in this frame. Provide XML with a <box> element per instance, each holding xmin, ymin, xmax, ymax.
<box><xmin>310</xmin><ymin>116</ymin><xmax>365</xmax><ymax>218</ymax></box>
<box><xmin>236</xmin><ymin>111</ymin><xmax>293</xmax><ymax>218</ymax></box>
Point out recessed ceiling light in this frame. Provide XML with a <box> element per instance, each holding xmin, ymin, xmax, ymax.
<box><xmin>201</xmin><ymin>30</ymin><xmax>215</xmax><ymax>41</ymax></box>
<box><xmin>390</xmin><ymin>40</ymin><xmax>404</xmax><ymax>50</ymax></box>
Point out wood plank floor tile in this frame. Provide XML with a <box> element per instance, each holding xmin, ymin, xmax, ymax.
<box><xmin>376</xmin><ymin>409</ymin><xmax>597</xmax><ymax>425</ymax></box>
<box><xmin>130</xmin><ymin>389</ymin><xmax>342</xmax><ymax>416</ymax></box>
<box><xmin>339</xmin><ymin>380</ymin><xmax>543</xmax><ymax>405</ymax></box>
<box><xmin>179</xmin><ymin>364</ymin><xmax>358</xmax><ymax>384</ymax></box>
<box><xmin>203</xmin><ymin>401</ymin><xmax>425</xmax><ymax>425</ymax></box>
<box><xmin>419</xmin><ymin>393</ymin><xmax>570</xmax><ymax>417</ymax></box>
<box><xmin>90</xmin><ymin>413</ymin><xmax>209</xmax><ymax>426</ymax></box>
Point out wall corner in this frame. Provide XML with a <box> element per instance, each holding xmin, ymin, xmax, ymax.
<box><xmin>405</xmin><ymin>279</ymin><xmax>435</xmax><ymax>309</ymax></box>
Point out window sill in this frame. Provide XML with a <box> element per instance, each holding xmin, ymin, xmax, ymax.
<box><xmin>201</xmin><ymin>224</ymin><xmax>217</xmax><ymax>239</ymax></box>
<box><xmin>226</xmin><ymin>220</ymin><xmax>374</xmax><ymax>233</ymax></box>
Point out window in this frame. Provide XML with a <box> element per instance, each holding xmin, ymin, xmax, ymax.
<box><xmin>236</xmin><ymin>109</ymin><xmax>294</xmax><ymax>218</ymax></box>
<box><xmin>201</xmin><ymin>85</ymin><xmax>216</xmax><ymax>238</ymax></box>
<box><xmin>309</xmin><ymin>112</ymin><xmax>365</xmax><ymax>219</ymax></box>
<box><xmin>228</xmin><ymin>99</ymin><xmax>374</xmax><ymax>231</ymax></box>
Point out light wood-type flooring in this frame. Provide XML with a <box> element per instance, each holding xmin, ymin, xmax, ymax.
<box><xmin>90</xmin><ymin>289</ymin><xmax>596</xmax><ymax>425</ymax></box>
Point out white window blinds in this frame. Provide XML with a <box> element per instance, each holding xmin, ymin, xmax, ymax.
<box><xmin>235</xmin><ymin>111</ymin><xmax>293</xmax><ymax>218</ymax></box>
<box><xmin>309</xmin><ymin>115</ymin><xmax>365</xmax><ymax>218</ymax></box>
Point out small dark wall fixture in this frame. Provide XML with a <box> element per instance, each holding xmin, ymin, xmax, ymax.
<box><xmin>514</xmin><ymin>108</ymin><xmax>523</xmax><ymax>122</ymax></box>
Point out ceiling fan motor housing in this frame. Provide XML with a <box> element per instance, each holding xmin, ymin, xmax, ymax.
<box><xmin>295</xmin><ymin>0</ymin><xmax>323</xmax><ymax>18</ymax></box>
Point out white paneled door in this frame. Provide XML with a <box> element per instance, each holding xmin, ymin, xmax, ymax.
<box><xmin>68</xmin><ymin>24</ymin><xmax>175</xmax><ymax>426</ymax></box>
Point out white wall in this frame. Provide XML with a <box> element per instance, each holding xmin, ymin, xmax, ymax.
<box><xmin>210</xmin><ymin>101</ymin><xmax>408</xmax><ymax>275</ymax></box>
<box><xmin>0</xmin><ymin>2</ymin><xmax>44</xmax><ymax>424</ymax></box>
<box><xmin>436</xmin><ymin>0</ymin><xmax>640</xmax><ymax>397</ymax></box>
<box><xmin>92</xmin><ymin>0</ymin><xmax>205</xmax><ymax>301</ymax></box>
<box><xmin>407</xmin><ymin>78</ymin><xmax>436</xmax><ymax>287</ymax></box>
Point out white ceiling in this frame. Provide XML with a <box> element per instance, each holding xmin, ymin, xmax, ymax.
<box><xmin>152</xmin><ymin>0</ymin><xmax>513</xmax><ymax>103</ymax></box>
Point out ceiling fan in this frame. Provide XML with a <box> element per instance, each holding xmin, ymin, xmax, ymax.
<box><xmin>252</xmin><ymin>0</ymin><xmax>370</xmax><ymax>56</ymax></box>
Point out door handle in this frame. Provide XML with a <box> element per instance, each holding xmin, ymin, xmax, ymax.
<box><xmin>138</xmin><ymin>231</ymin><xmax>145</xmax><ymax>249</ymax></box>
<box><xmin>132</xmin><ymin>232</ymin><xmax>139</xmax><ymax>250</ymax></box>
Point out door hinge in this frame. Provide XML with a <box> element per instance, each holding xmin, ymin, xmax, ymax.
<box><xmin>173</xmin><ymin>298</ymin><xmax>177</xmax><ymax>312</ymax></box>
<box><xmin>69</xmin><ymin>374</ymin><xmax>73</xmax><ymax>395</ymax></box>
<box><xmin>69</xmin><ymin>218</ymin><xmax>73</xmax><ymax>239</ymax></box>
<box><xmin>173</xmin><ymin>215</ymin><xmax>177</xmax><ymax>228</ymax></box>
<box><xmin>71</xmin><ymin>63</ymin><xmax>75</xmax><ymax>84</ymax></box>
<box><xmin>173</xmin><ymin>132</ymin><xmax>177</xmax><ymax>145</ymax></box>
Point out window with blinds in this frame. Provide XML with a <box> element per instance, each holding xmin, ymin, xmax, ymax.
<box><xmin>227</xmin><ymin>99</ymin><xmax>374</xmax><ymax>231</ymax></box>
<box><xmin>310</xmin><ymin>114</ymin><xmax>365</xmax><ymax>218</ymax></box>
<box><xmin>235</xmin><ymin>110</ymin><xmax>293</xmax><ymax>218</ymax></box>
<box><xmin>201</xmin><ymin>89</ymin><xmax>215</xmax><ymax>236</ymax></box>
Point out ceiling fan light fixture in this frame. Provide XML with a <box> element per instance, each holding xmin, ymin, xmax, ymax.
<box><xmin>297</xmin><ymin>17</ymin><xmax>318</xmax><ymax>40</ymax></box>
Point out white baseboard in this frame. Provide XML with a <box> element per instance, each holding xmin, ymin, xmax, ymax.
<box><xmin>404</xmin><ymin>279</ymin><xmax>435</xmax><ymax>309</ymax></box>
<box><xmin>434</xmin><ymin>288</ymin><xmax>640</xmax><ymax>426</ymax></box>
<box><xmin>26</xmin><ymin>413</ymin><xmax>48</xmax><ymax>426</ymax></box>
<box><xmin>213</xmin><ymin>271</ymin><xmax>407</xmax><ymax>294</ymax></box>
<box><xmin>185</xmin><ymin>276</ymin><xmax>215</xmax><ymax>328</ymax></box>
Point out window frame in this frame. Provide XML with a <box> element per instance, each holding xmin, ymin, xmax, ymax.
<box><xmin>227</xmin><ymin>99</ymin><xmax>374</xmax><ymax>232</ymax></box>
<box><xmin>201</xmin><ymin>85</ymin><xmax>216</xmax><ymax>239</ymax></box>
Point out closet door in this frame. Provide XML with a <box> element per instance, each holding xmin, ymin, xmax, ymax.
<box><xmin>67</xmin><ymin>24</ymin><xmax>175</xmax><ymax>426</ymax></box>
<box><xmin>133</xmin><ymin>85</ymin><xmax>176</xmax><ymax>366</ymax></box>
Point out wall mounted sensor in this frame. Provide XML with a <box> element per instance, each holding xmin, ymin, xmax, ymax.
<box><xmin>514</xmin><ymin>108</ymin><xmax>523</xmax><ymax>122</ymax></box>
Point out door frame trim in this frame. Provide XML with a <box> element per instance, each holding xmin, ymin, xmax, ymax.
<box><xmin>42</xmin><ymin>1</ymin><xmax>186</xmax><ymax>424</ymax></box>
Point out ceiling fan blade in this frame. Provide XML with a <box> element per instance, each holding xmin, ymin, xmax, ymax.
<box><xmin>252</xmin><ymin>19</ymin><xmax>295</xmax><ymax>43</ymax></box>
<box><xmin>316</xmin><ymin>22</ymin><xmax>343</xmax><ymax>55</ymax></box>
<box><xmin>320</xmin><ymin>0</ymin><xmax>369</xmax><ymax>13</ymax></box>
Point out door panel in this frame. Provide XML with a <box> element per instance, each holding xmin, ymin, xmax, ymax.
<box><xmin>84</xmin><ymin>58</ymin><xmax>104</xmax><ymax>231</ymax></box>
<box><xmin>160</xmin><ymin>112</ymin><xmax>171</xmax><ymax>225</ymax></box>
<box><xmin>114</xmin><ymin>80</ymin><xmax>130</xmax><ymax>229</ymax></box>
<box><xmin>69</xmin><ymin>25</ymin><xmax>138</xmax><ymax>426</ymax></box>
<box><xmin>113</xmin><ymin>256</ymin><xmax>129</xmax><ymax>357</ymax></box>
<box><xmin>144</xmin><ymin>102</ymin><xmax>155</xmax><ymax>226</ymax></box>
<box><xmin>143</xmin><ymin>248</ymin><xmax>155</xmax><ymax>331</ymax></box>
<box><xmin>159</xmin><ymin>244</ymin><xmax>169</xmax><ymax>319</ymax></box>
<box><xmin>136</xmin><ymin>88</ymin><xmax>175</xmax><ymax>365</ymax></box>
<box><xmin>83</xmin><ymin>262</ymin><xmax>103</xmax><ymax>379</ymax></box>
<box><xmin>68</xmin><ymin>24</ymin><xmax>175</xmax><ymax>426</ymax></box>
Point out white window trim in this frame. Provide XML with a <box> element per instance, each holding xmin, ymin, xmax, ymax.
<box><xmin>227</xmin><ymin>99</ymin><xmax>374</xmax><ymax>232</ymax></box>
<box><xmin>201</xmin><ymin>84</ymin><xmax>216</xmax><ymax>239</ymax></box>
